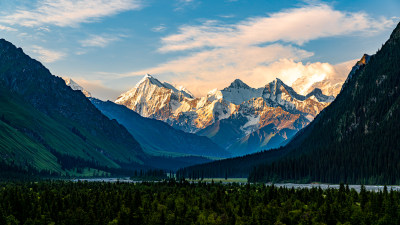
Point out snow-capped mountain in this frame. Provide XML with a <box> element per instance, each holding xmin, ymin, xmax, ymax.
<box><xmin>208</xmin><ymin>79</ymin><xmax>264</xmax><ymax>105</ymax></box>
<box><xmin>291</xmin><ymin>73</ymin><xmax>345</xmax><ymax>97</ymax></box>
<box><xmin>291</xmin><ymin>56</ymin><xmax>371</xmax><ymax>98</ymax></box>
<box><xmin>115</xmin><ymin>74</ymin><xmax>194</xmax><ymax>119</ymax></box>
<box><xmin>63</xmin><ymin>77</ymin><xmax>92</xmax><ymax>97</ymax></box>
<box><xmin>116</xmin><ymin>74</ymin><xmax>335</xmax><ymax>155</ymax></box>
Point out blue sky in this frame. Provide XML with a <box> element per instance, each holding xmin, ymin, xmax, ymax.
<box><xmin>0</xmin><ymin>0</ymin><xmax>399</xmax><ymax>100</ymax></box>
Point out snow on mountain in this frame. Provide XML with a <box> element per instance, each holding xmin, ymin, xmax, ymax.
<box><xmin>211</xmin><ymin>79</ymin><xmax>264</xmax><ymax>105</ymax></box>
<box><xmin>115</xmin><ymin>74</ymin><xmax>335</xmax><ymax>155</ymax></box>
<box><xmin>292</xmin><ymin>69</ymin><xmax>347</xmax><ymax>97</ymax></box>
<box><xmin>63</xmin><ymin>77</ymin><xmax>91</xmax><ymax>97</ymax></box>
<box><xmin>306</xmin><ymin>88</ymin><xmax>335</xmax><ymax>102</ymax></box>
<box><xmin>115</xmin><ymin>74</ymin><xmax>194</xmax><ymax>119</ymax></box>
<box><xmin>261</xmin><ymin>78</ymin><xmax>333</xmax><ymax>118</ymax></box>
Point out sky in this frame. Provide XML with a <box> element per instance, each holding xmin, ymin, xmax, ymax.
<box><xmin>0</xmin><ymin>0</ymin><xmax>399</xmax><ymax>100</ymax></box>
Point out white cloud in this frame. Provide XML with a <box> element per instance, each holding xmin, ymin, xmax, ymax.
<box><xmin>125</xmin><ymin>44</ymin><xmax>313</xmax><ymax>96</ymax></box>
<box><xmin>80</xmin><ymin>34</ymin><xmax>121</xmax><ymax>48</ymax></box>
<box><xmin>1</xmin><ymin>0</ymin><xmax>143</xmax><ymax>27</ymax></box>
<box><xmin>121</xmin><ymin>3</ymin><xmax>394</xmax><ymax>97</ymax></box>
<box><xmin>0</xmin><ymin>24</ymin><xmax>17</xmax><ymax>31</ymax></box>
<box><xmin>30</xmin><ymin>45</ymin><xmax>66</xmax><ymax>63</ymax></box>
<box><xmin>160</xmin><ymin>3</ymin><xmax>394</xmax><ymax>52</ymax></box>
<box><xmin>272</xmin><ymin>58</ymin><xmax>357</xmax><ymax>96</ymax></box>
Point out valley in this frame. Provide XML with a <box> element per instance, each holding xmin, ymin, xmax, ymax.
<box><xmin>0</xmin><ymin>1</ymin><xmax>399</xmax><ymax>223</ymax></box>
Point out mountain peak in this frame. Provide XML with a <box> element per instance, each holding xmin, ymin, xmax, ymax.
<box><xmin>227</xmin><ymin>79</ymin><xmax>250</xmax><ymax>89</ymax></box>
<box><xmin>390</xmin><ymin>22</ymin><xmax>400</xmax><ymax>40</ymax></box>
<box><xmin>135</xmin><ymin>73</ymin><xmax>164</xmax><ymax>88</ymax></box>
<box><xmin>63</xmin><ymin>77</ymin><xmax>91</xmax><ymax>97</ymax></box>
<box><xmin>343</xmin><ymin>53</ymin><xmax>372</xmax><ymax>89</ymax></box>
<box><xmin>307</xmin><ymin>87</ymin><xmax>322</xmax><ymax>95</ymax></box>
<box><xmin>357</xmin><ymin>54</ymin><xmax>371</xmax><ymax>66</ymax></box>
<box><xmin>273</xmin><ymin>78</ymin><xmax>289</xmax><ymax>88</ymax></box>
<box><xmin>264</xmin><ymin>78</ymin><xmax>334</xmax><ymax>104</ymax></box>
<box><xmin>306</xmin><ymin>88</ymin><xmax>334</xmax><ymax>102</ymax></box>
<box><xmin>267</xmin><ymin>77</ymin><xmax>289</xmax><ymax>89</ymax></box>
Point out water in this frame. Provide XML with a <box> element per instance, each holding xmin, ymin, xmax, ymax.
<box><xmin>70</xmin><ymin>178</ymin><xmax>400</xmax><ymax>193</ymax></box>
<box><xmin>271</xmin><ymin>183</ymin><xmax>400</xmax><ymax>192</ymax></box>
<box><xmin>71</xmin><ymin>177</ymin><xmax>138</xmax><ymax>183</ymax></box>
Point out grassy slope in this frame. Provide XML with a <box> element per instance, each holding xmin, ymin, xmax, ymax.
<box><xmin>0</xmin><ymin>87</ymin><xmax>125</xmax><ymax>173</ymax></box>
<box><xmin>0</xmin><ymin>39</ymin><xmax>149</xmax><ymax>175</ymax></box>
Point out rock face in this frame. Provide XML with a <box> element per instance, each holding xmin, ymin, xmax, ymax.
<box><xmin>116</xmin><ymin>74</ymin><xmax>335</xmax><ymax>155</ymax></box>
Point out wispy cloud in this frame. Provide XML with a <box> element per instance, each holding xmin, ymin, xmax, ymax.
<box><xmin>30</xmin><ymin>45</ymin><xmax>66</xmax><ymax>63</ymax></box>
<box><xmin>0</xmin><ymin>24</ymin><xmax>17</xmax><ymax>31</ymax></box>
<box><xmin>1</xmin><ymin>0</ymin><xmax>143</xmax><ymax>27</ymax></box>
<box><xmin>219</xmin><ymin>14</ymin><xmax>235</xmax><ymax>19</ymax></box>
<box><xmin>37</xmin><ymin>26</ymin><xmax>50</xmax><ymax>32</ymax></box>
<box><xmin>124</xmin><ymin>3</ymin><xmax>395</xmax><ymax>97</ymax></box>
<box><xmin>80</xmin><ymin>34</ymin><xmax>122</xmax><ymax>48</ymax></box>
<box><xmin>152</xmin><ymin>24</ymin><xmax>167</xmax><ymax>32</ymax></box>
<box><xmin>174</xmin><ymin>0</ymin><xmax>199</xmax><ymax>11</ymax></box>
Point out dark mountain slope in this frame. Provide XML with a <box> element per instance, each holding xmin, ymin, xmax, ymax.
<box><xmin>179</xmin><ymin>23</ymin><xmax>400</xmax><ymax>184</ymax></box>
<box><xmin>0</xmin><ymin>39</ymin><xmax>147</xmax><ymax>175</ymax></box>
<box><xmin>90</xmin><ymin>98</ymin><xmax>230</xmax><ymax>158</ymax></box>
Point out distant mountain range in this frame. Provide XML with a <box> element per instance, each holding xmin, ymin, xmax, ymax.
<box><xmin>63</xmin><ymin>78</ymin><xmax>229</xmax><ymax>160</ymax></box>
<box><xmin>0</xmin><ymin>39</ymin><xmax>221</xmax><ymax>177</ymax></box>
<box><xmin>3</xmin><ymin>19</ymin><xmax>397</xmax><ymax>182</ymax></box>
<box><xmin>115</xmin><ymin>74</ymin><xmax>334</xmax><ymax>155</ymax></box>
<box><xmin>89</xmin><ymin>98</ymin><xmax>230</xmax><ymax>158</ymax></box>
<box><xmin>178</xmin><ymin>22</ymin><xmax>400</xmax><ymax>184</ymax></box>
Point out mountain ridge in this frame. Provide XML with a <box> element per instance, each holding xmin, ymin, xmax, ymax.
<box><xmin>90</xmin><ymin>97</ymin><xmax>231</xmax><ymax>158</ymax></box>
<box><xmin>115</xmin><ymin>74</ymin><xmax>334</xmax><ymax>155</ymax></box>
<box><xmin>0</xmin><ymin>38</ymin><xmax>147</xmax><ymax>175</ymax></box>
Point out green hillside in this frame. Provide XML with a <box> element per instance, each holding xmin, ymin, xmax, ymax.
<box><xmin>0</xmin><ymin>39</ymin><xmax>147</xmax><ymax>176</ymax></box>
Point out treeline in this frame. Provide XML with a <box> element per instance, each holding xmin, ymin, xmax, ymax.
<box><xmin>176</xmin><ymin>148</ymin><xmax>287</xmax><ymax>179</ymax></box>
<box><xmin>47</xmin><ymin>149</ymin><xmax>152</xmax><ymax>177</ymax></box>
<box><xmin>1</xmin><ymin>181</ymin><xmax>400</xmax><ymax>224</ymax></box>
<box><xmin>131</xmin><ymin>169</ymin><xmax>168</xmax><ymax>181</ymax></box>
<box><xmin>248</xmin><ymin>127</ymin><xmax>400</xmax><ymax>184</ymax></box>
<box><xmin>0</xmin><ymin>159</ymin><xmax>60</xmax><ymax>181</ymax></box>
<box><xmin>0</xmin><ymin>152</ymin><xmax>162</xmax><ymax>180</ymax></box>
